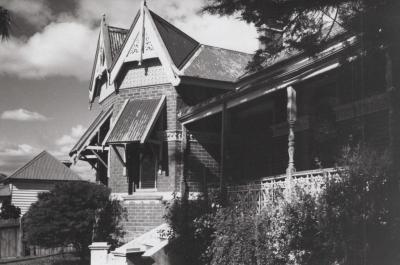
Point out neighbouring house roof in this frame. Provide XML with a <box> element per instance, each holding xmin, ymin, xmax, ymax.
<box><xmin>0</xmin><ymin>173</ymin><xmax>7</xmax><ymax>182</ymax></box>
<box><xmin>108</xmin><ymin>26</ymin><xmax>129</xmax><ymax>62</ymax></box>
<box><xmin>106</xmin><ymin>96</ymin><xmax>165</xmax><ymax>144</ymax></box>
<box><xmin>182</xmin><ymin>45</ymin><xmax>253</xmax><ymax>82</ymax></box>
<box><xmin>69</xmin><ymin>106</ymin><xmax>113</xmax><ymax>156</ymax></box>
<box><xmin>7</xmin><ymin>151</ymin><xmax>82</xmax><ymax>182</ymax></box>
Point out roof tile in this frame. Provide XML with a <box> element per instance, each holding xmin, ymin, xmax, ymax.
<box><xmin>8</xmin><ymin>151</ymin><xmax>82</xmax><ymax>182</ymax></box>
<box><xmin>182</xmin><ymin>45</ymin><xmax>253</xmax><ymax>82</ymax></box>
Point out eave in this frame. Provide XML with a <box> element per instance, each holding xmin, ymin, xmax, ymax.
<box><xmin>179</xmin><ymin>35</ymin><xmax>360</xmax><ymax>125</ymax></box>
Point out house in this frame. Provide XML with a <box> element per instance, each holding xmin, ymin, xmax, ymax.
<box><xmin>3</xmin><ymin>151</ymin><xmax>83</xmax><ymax>215</ymax></box>
<box><xmin>70</xmin><ymin>2</ymin><xmax>251</xmax><ymax>244</ymax></box>
<box><xmin>74</xmin><ymin>2</ymin><xmax>399</xmax><ymax>265</ymax></box>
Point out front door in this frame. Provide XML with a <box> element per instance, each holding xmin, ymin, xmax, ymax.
<box><xmin>139</xmin><ymin>144</ymin><xmax>157</xmax><ymax>189</ymax></box>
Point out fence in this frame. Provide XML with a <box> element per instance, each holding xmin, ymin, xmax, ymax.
<box><xmin>226</xmin><ymin>168</ymin><xmax>341</xmax><ymax>212</ymax></box>
<box><xmin>0</xmin><ymin>218</ymin><xmax>74</xmax><ymax>259</ymax></box>
<box><xmin>0</xmin><ymin>219</ymin><xmax>20</xmax><ymax>259</ymax></box>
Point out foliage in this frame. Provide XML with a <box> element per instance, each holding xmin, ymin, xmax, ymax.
<box><xmin>0</xmin><ymin>198</ymin><xmax>21</xmax><ymax>219</ymax></box>
<box><xmin>169</xmin><ymin>145</ymin><xmax>400</xmax><ymax>265</ymax></box>
<box><xmin>163</xmin><ymin>193</ymin><xmax>215</xmax><ymax>265</ymax></box>
<box><xmin>203</xmin><ymin>0</ymin><xmax>400</xmax><ymax>69</ymax></box>
<box><xmin>23</xmin><ymin>182</ymin><xmax>125</xmax><ymax>259</ymax></box>
<box><xmin>0</xmin><ymin>7</ymin><xmax>11</xmax><ymax>40</ymax></box>
<box><xmin>318</xmin><ymin>145</ymin><xmax>400</xmax><ymax>264</ymax></box>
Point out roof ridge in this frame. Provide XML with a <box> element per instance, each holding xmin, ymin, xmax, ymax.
<box><xmin>8</xmin><ymin>150</ymin><xmax>47</xmax><ymax>179</ymax></box>
<box><xmin>201</xmin><ymin>44</ymin><xmax>254</xmax><ymax>56</ymax></box>
<box><xmin>108</xmin><ymin>25</ymin><xmax>129</xmax><ymax>32</ymax></box>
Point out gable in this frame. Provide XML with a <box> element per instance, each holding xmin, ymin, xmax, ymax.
<box><xmin>89</xmin><ymin>19</ymin><xmax>129</xmax><ymax>104</ymax></box>
<box><xmin>109</xmin><ymin>5</ymin><xmax>181</xmax><ymax>86</ymax></box>
<box><xmin>125</xmin><ymin>26</ymin><xmax>157</xmax><ymax>62</ymax></box>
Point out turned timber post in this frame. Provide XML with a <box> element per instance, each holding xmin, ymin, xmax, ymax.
<box><xmin>181</xmin><ymin>124</ymin><xmax>189</xmax><ymax>198</ymax></box>
<box><xmin>220</xmin><ymin>102</ymin><xmax>229</xmax><ymax>202</ymax></box>
<box><xmin>286</xmin><ymin>86</ymin><xmax>297</xmax><ymax>175</ymax></box>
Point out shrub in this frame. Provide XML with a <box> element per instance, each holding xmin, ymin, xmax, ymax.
<box><xmin>23</xmin><ymin>182</ymin><xmax>125</xmax><ymax>259</ymax></box>
<box><xmin>163</xmin><ymin>193</ymin><xmax>214</xmax><ymax>265</ymax></box>
<box><xmin>0</xmin><ymin>198</ymin><xmax>21</xmax><ymax>219</ymax></box>
<box><xmin>171</xmin><ymin>145</ymin><xmax>400</xmax><ymax>265</ymax></box>
<box><xmin>317</xmin><ymin>145</ymin><xmax>400</xmax><ymax>265</ymax></box>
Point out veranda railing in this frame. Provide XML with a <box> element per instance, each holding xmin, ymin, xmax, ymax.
<box><xmin>226</xmin><ymin>168</ymin><xmax>341</xmax><ymax>212</ymax></box>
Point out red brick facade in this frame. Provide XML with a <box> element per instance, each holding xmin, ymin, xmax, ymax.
<box><xmin>121</xmin><ymin>198</ymin><xmax>165</xmax><ymax>242</ymax></box>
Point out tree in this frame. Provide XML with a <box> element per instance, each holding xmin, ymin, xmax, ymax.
<box><xmin>203</xmin><ymin>0</ymin><xmax>400</xmax><ymax>68</ymax></box>
<box><xmin>23</xmin><ymin>182</ymin><xmax>125</xmax><ymax>259</ymax></box>
<box><xmin>0</xmin><ymin>7</ymin><xmax>11</xmax><ymax>40</ymax></box>
<box><xmin>0</xmin><ymin>198</ymin><xmax>21</xmax><ymax>219</ymax></box>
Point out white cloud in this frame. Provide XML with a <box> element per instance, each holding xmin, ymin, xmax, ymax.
<box><xmin>76</xmin><ymin>0</ymin><xmax>141</xmax><ymax>28</ymax></box>
<box><xmin>70</xmin><ymin>161</ymin><xmax>96</xmax><ymax>182</ymax></box>
<box><xmin>52</xmin><ymin>125</ymin><xmax>95</xmax><ymax>181</ymax></box>
<box><xmin>1</xmin><ymin>108</ymin><xmax>49</xmax><ymax>121</ymax></box>
<box><xmin>0</xmin><ymin>142</ymin><xmax>41</xmax><ymax>174</ymax></box>
<box><xmin>71</xmin><ymin>125</ymin><xmax>86</xmax><ymax>138</ymax></box>
<box><xmin>54</xmin><ymin>124</ymin><xmax>86</xmax><ymax>155</ymax></box>
<box><xmin>49</xmin><ymin>124</ymin><xmax>94</xmax><ymax>181</ymax></box>
<box><xmin>0</xmin><ymin>21</ymin><xmax>98</xmax><ymax>80</ymax></box>
<box><xmin>2</xmin><ymin>0</ymin><xmax>54</xmax><ymax>27</ymax></box>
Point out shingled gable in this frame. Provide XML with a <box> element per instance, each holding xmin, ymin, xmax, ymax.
<box><xmin>109</xmin><ymin>3</ymin><xmax>181</xmax><ymax>86</ymax></box>
<box><xmin>7</xmin><ymin>151</ymin><xmax>82</xmax><ymax>182</ymax></box>
<box><xmin>89</xmin><ymin>15</ymin><xmax>130</xmax><ymax>104</ymax></box>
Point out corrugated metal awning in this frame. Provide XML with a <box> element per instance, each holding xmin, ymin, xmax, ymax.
<box><xmin>105</xmin><ymin>96</ymin><xmax>165</xmax><ymax>144</ymax></box>
<box><xmin>69</xmin><ymin>106</ymin><xmax>113</xmax><ymax>156</ymax></box>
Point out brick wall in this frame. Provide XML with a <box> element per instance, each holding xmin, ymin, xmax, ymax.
<box><xmin>185</xmin><ymin>131</ymin><xmax>220</xmax><ymax>192</ymax></box>
<box><xmin>97</xmin><ymin>60</ymin><xmax>183</xmax><ymax>194</ymax></box>
<box><xmin>121</xmin><ymin>199</ymin><xmax>165</xmax><ymax>242</ymax></box>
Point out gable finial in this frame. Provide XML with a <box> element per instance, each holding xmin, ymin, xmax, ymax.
<box><xmin>138</xmin><ymin>0</ymin><xmax>146</xmax><ymax>65</ymax></box>
<box><xmin>102</xmin><ymin>13</ymin><xmax>106</xmax><ymax>23</ymax></box>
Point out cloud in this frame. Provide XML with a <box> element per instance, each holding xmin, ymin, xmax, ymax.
<box><xmin>54</xmin><ymin>125</ymin><xmax>86</xmax><ymax>156</ymax></box>
<box><xmin>0</xmin><ymin>21</ymin><xmax>98</xmax><ymax>80</ymax></box>
<box><xmin>0</xmin><ymin>143</ymin><xmax>41</xmax><ymax>175</ymax></box>
<box><xmin>2</xmin><ymin>0</ymin><xmax>54</xmax><ymax>28</ymax></box>
<box><xmin>49</xmin><ymin>124</ymin><xmax>94</xmax><ymax>181</ymax></box>
<box><xmin>70</xmin><ymin>161</ymin><xmax>96</xmax><ymax>182</ymax></box>
<box><xmin>53</xmin><ymin>125</ymin><xmax>95</xmax><ymax>181</ymax></box>
<box><xmin>1</xmin><ymin>108</ymin><xmax>49</xmax><ymax>121</ymax></box>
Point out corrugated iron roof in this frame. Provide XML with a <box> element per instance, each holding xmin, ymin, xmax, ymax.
<box><xmin>8</xmin><ymin>151</ymin><xmax>82</xmax><ymax>182</ymax></box>
<box><xmin>108</xmin><ymin>26</ymin><xmax>129</xmax><ymax>62</ymax></box>
<box><xmin>69</xmin><ymin>106</ymin><xmax>113</xmax><ymax>156</ymax></box>
<box><xmin>150</xmin><ymin>11</ymin><xmax>200</xmax><ymax>69</ymax></box>
<box><xmin>106</xmin><ymin>97</ymin><xmax>165</xmax><ymax>144</ymax></box>
<box><xmin>182</xmin><ymin>45</ymin><xmax>253</xmax><ymax>82</ymax></box>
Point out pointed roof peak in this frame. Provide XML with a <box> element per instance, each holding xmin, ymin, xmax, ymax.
<box><xmin>8</xmin><ymin>150</ymin><xmax>83</xmax><ymax>182</ymax></box>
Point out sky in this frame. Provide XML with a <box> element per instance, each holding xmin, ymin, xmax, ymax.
<box><xmin>0</xmin><ymin>0</ymin><xmax>258</xmax><ymax>179</ymax></box>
